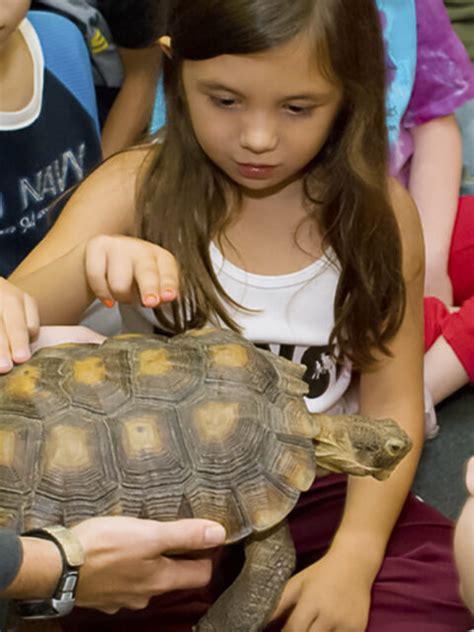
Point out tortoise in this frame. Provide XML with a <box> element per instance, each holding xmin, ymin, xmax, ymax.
<box><xmin>0</xmin><ymin>327</ymin><xmax>412</xmax><ymax>631</ymax></box>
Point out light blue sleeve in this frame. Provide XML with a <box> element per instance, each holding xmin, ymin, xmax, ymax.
<box><xmin>150</xmin><ymin>76</ymin><xmax>166</xmax><ymax>134</ymax></box>
<box><xmin>375</xmin><ymin>0</ymin><xmax>417</xmax><ymax>147</ymax></box>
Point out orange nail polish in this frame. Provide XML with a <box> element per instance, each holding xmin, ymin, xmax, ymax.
<box><xmin>161</xmin><ymin>289</ymin><xmax>176</xmax><ymax>301</ymax></box>
<box><xmin>143</xmin><ymin>293</ymin><xmax>159</xmax><ymax>306</ymax></box>
<box><xmin>102</xmin><ymin>299</ymin><xmax>115</xmax><ymax>309</ymax></box>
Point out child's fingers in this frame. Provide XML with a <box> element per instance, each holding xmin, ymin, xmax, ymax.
<box><xmin>2</xmin><ymin>303</ymin><xmax>32</xmax><ymax>367</ymax></box>
<box><xmin>0</xmin><ymin>321</ymin><xmax>14</xmax><ymax>372</ymax></box>
<box><xmin>154</xmin><ymin>249</ymin><xmax>180</xmax><ymax>302</ymax></box>
<box><xmin>133</xmin><ymin>259</ymin><xmax>162</xmax><ymax>307</ymax></box>
<box><xmin>106</xmin><ymin>257</ymin><xmax>136</xmax><ymax>305</ymax></box>
<box><xmin>23</xmin><ymin>294</ymin><xmax>40</xmax><ymax>338</ymax></box>
<box><xmin>86</xmin><ymin>236</ymin><xmax>179</xmax><ymax>308</ymax></box>
<box><xmin>85</xmin><ymin>241</ymin><xmax>114</xmax><ymax>306</ymax></box>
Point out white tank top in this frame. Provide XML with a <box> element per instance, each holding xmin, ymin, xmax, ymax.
<box><xmin>120</xmin><ymin>243</ymin><xmax>352</xmax><ymax>413</ymax></box>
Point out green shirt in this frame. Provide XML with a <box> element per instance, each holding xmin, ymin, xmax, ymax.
<box><xmin>445</xmin><ymin>0</ymin><xmax>474</xmax><ymax>62</ymax></box>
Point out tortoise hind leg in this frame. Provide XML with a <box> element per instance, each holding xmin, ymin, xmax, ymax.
<box><xmin>194</xmin><ymin>520</ymin><xmax>295</xmax><ymax>632</ymax></box>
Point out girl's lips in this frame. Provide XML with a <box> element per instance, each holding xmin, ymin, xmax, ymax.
<box><xmin>236</xmin><ymin>163</ymin><xmax>277</xmax><ymax>179</ymax></box>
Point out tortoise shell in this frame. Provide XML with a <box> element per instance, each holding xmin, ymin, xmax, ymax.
<box><xmin>0</xmin><ymin>328</ymin><xmax>319</xmax><ymax>543</ymax></box>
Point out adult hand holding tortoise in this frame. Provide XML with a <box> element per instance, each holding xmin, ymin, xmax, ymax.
<box><xmin>1</xmin><ymin>517</ymin><xmax>226</xmax><ymax>612</ymax></box>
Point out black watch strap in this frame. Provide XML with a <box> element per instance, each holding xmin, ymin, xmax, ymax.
<box><xmin>15</xmin><ymin>525</ymin><xmax>84</xmax><ymax>619</ymax></box>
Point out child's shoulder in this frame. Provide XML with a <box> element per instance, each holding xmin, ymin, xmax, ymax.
<box><xmin>78</xmin><ymin>146</ymin><xmax>153</xmax><ymax>202</ymax></box>
<box><xmin>53</xmin><ymin>146</ymin><xmax>154</xmax><ymax>238</ymax></box>
<box><xmin>104</xmin><ymin>145</ymin><xmax>154</xmax><ymax>185</ymax></box>
<box><xmin>81</xmin><ymin>145</ymin><xmax>153</xmax><ymax>194</ymax></box>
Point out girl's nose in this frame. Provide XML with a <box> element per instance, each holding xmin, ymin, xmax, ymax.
<box><xmin>239</xmin><ymin>113</ymin><xmax>278</xmax><ymax>154</ymax></box>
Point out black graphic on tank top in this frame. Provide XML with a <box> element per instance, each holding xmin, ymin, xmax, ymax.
<box><xmin>256</xmin><ymin>343</ymin><xmax>341</xmax><ymax>400</ymax></box>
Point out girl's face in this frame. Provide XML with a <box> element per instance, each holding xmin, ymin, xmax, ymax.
<box><xmin>182</xmin><ymin>32</ymin><xmax>342</xmax><ymax>195</ymax></box>
<box><xmin>0</xmin><ymin>0</ymin><xmax>30</xmax><ymax>50</ymax></box>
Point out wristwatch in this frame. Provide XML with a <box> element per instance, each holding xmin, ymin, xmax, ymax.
<box><xmin>15</xmin><ymin>525</ymin><xmax>85</xmax><ymax>619</ymax></box>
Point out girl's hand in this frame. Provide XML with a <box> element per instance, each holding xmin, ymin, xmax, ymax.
<box><xmin>271</xmin><ymin>550</ymin><xmax>373</xmax><ymax>632</ymax></box>
<box><xmin>85</xmin><ymin>235</ymin><xmax>180</xmax><ymax>309</ymax></box>
<box><xmin>0</xmin><ymin>277</ymin><xmax>39</xmax><ymax>373</ymax></box>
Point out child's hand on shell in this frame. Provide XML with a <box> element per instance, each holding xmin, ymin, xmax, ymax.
<box><xmin>85</xmin><ymin>235</ymin><xmax>180</xmax><ymax>310</ymax></box>
<box><xmin>0</xmin><ymin>277</ymin><xmax>39</xmax><ymax>373</ymax></box>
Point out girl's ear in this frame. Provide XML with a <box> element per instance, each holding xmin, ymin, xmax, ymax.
<box><xmin>159</xmin><ymin>36</ymin><xmax>173</xmax><ymax>59</ymax></box>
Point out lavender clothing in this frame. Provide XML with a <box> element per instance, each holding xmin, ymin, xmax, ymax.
<box><xmin>391</xmin><ymin>0</ymin><xmax>474</xmax><ymax>182</ymax></box>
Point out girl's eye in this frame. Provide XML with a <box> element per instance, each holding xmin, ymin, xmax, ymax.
<box><xmin>210</xmin><ymin>96</ymin><xmax>238</xmax><ymax>109</ymax></box>
<box><xmin>285</xmin><ymin>104</ymin><xmax>314</xmax><ymax>116</ymax></box>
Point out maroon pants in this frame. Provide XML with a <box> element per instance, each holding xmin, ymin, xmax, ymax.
<box><xmin>66</xmin><ymin>475</ymin><xmax>473</xmax><ymax>631</ymax></box>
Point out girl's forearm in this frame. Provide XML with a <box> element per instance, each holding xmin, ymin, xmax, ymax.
<box><xmin>9</xmin><ymin>241</ymin><xmax>95</xmax><ymax>326</ymax></box>
<box><xmin>329</xmin><ymin>433</ymin><xmax>423</xmax><ymax>577</ymax></box>
<box><xmin>328</xmin><ymin>303</ymin><xmax>425</xmax><ymax>575</ymax></box>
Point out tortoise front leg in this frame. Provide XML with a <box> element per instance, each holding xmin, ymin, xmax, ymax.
<box><xmin>194</xmin><ymin>520</ymin><xmax>295</xmax><ymax>632</ymax></box>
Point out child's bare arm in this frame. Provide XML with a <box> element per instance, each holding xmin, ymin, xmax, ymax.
<box><xmin>101</xmin><ymin>46</ymin><xmax>162</xmax><ymax>158</ymax></box>
<box><xmin>271</xmin><ymin>181</ymin><xmax>425</xmax><ymax>631</ymax></box>
<box><xmin>408</xmin><ymin>114</ymin><xmax>463</xmax><ymax>304</ymax></box>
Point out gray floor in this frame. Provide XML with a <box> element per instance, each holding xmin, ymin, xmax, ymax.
<box><xmin>412</xmin><ymin>385</ymin><xmax>474</xmax><ymax>519</ymax></box>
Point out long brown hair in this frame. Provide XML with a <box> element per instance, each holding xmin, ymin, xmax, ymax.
<box><xmin>137</xmin><ymin>0</ymin><xmax>406</xmax><ymax>370</ymax></box>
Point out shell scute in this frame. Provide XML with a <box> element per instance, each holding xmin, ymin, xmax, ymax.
<box><xmin>107</xmin><ymin>402</ymin><xmax>194</xmax><ymax>519</ymax></box>
<box><xmin>235</xmin><ymin>474</ymin><xmax>299</xmax><ymax>532</ymax></box>
<box><xmin>59</xmin><ymin>346</ymin><xmax>132</xmax><ymax>415</ymax></box>
<box><xmin>130</xmin><ymin>342</ymin><xmax>205</xmax><ymax>403</ymax></box>
<box><xmin>0</xmin><ymin>355</ymin><xmax>71</xmax><ymax>419</ymax></box>
<box><xmin>32</xmin><ymin>411</ymin><xmax>121</xmax><ymax>528</ymax></box>
<box><xmin>180</xmin><ymin>392</ymin><xmax>268</xmax><ymax>470</ymax></box>
<box><xmin>183</xmin><ymin>479</ymin><xmax>249</xmax><ymax>542</ymax></box>
<box><xmin>110</xmin><ymin>403</ymin><xmax>192</xmax><ymax>483</ymax></box>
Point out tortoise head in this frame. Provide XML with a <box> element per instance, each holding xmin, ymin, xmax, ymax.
<box><xmin>311</xmin><ymin>414</ymin><xmax>412</xmax><ymax>481</ymax></box>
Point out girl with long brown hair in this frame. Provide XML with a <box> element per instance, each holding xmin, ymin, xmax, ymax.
<box><xmin>0</xmin><ymin>0</ymin><xmax>472</xmax><ymax>629</ymax></box>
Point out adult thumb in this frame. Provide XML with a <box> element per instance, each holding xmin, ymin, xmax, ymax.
<box><xmin>155</xmin><ymin>519</ymin><xmax>226</xmax><ymax>554</ymax></box>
